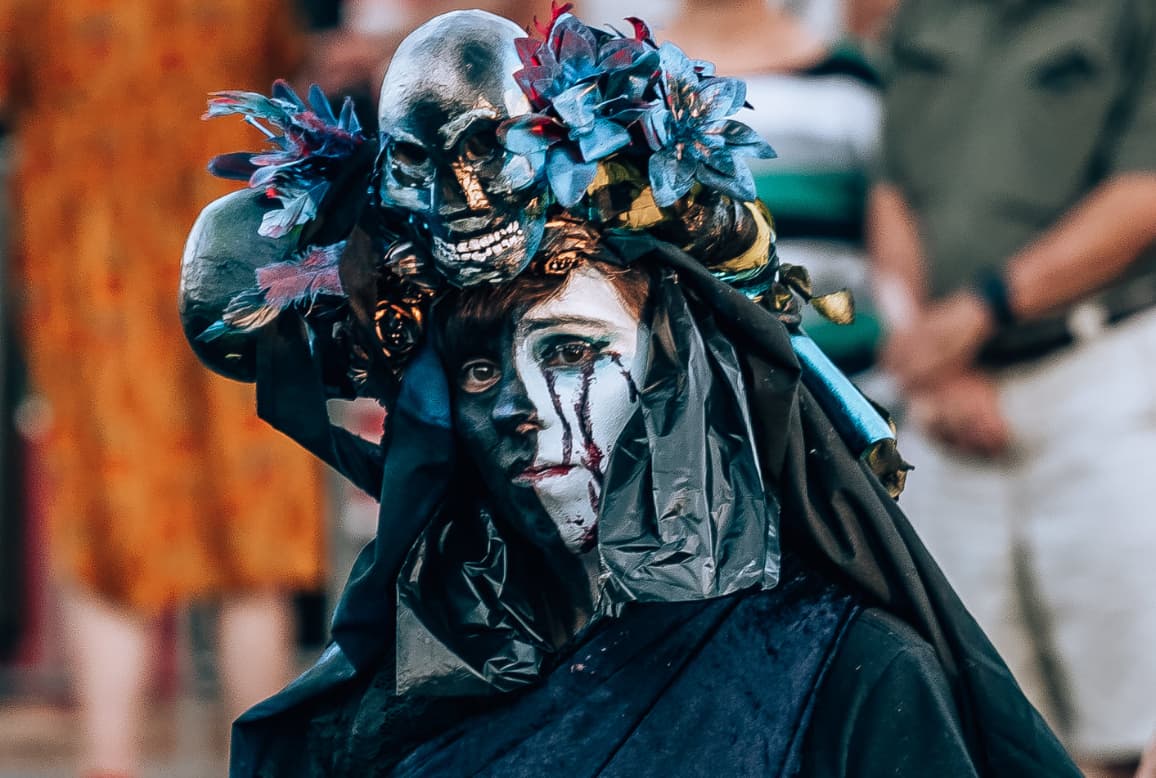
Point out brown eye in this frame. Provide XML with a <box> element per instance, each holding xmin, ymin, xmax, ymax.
<box><xmin>462</xmin><ymin>128</ymin><xmax>499</xmax><ymax>161</ymax></box>
<box><xmin>542</xmin><ymin>340</ymin><xmax>597</xmax><ymax>368</ymax></box>
<box><xmin>459</xmin><ymin>359</ymin><xmax>501</xmax><ymax>393</ymax></box>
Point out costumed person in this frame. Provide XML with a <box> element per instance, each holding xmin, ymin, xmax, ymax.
<box><xmin>179</xmin><ymin>8</ymin><xmax>1078</xmax><ymax>776</ymax></box>
<box><xmin>869</xmin><ymin>1</ymin><xmax>1156</xmax><ymax>774</ymax></box>
<box><xmin>0</xmin><ymin>3</ymin><xmax>327</xmax><ymax>774</ymax></box>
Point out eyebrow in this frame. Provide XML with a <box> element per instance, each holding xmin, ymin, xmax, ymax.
<box><xmin>519</xmin><ymin>315</ymin><xmax>618</xmax><ymax>333</ymax></box>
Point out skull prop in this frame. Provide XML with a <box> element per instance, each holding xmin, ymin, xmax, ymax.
<box><xmin>377</xmin><ymin>10</ymin><xmax>547</xmax><ymax>287</ymax></box>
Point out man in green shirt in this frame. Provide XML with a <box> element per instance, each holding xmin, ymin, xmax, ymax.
<box><xmin>869</xmin><ymin>1</ymin><xmax>1156</xmax><ymax>775</ymax></box>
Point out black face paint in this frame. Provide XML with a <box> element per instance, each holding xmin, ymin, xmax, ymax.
<box><xmin>452</xmin><ymin>318</ymin><xmax>573</xmax><ymax>555</ymax></box>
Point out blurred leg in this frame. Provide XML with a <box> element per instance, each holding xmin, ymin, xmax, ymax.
<box><xmin>63</xmin><ymin>587</ymin><xmax>154</xmax><ymax>777</ymax></box>
<box><xmin>216</xmin><ymin>589</ymin><xmax>295</xmax><ymax>724</ymax></box>
<box><xmin>1019</xmin><ymin>313</ymin><xmax>1156</xmax><ymax>764</ymax></box>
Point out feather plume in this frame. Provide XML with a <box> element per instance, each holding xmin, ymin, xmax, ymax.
<box><xmin>204</xmin><ymin>80</ymin><xmax>371</xmax><ymax>239</ymax></box>
<box><xmin>198</xmin><ymin>242</ymin><xmax>347</xmax><ymax>341</ymax></box>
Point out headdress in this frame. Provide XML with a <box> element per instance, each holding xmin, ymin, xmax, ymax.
<box><xmin>182</xmin><ymin>5</ymin><xmax>904</xmax><ymax>493</ymax></box>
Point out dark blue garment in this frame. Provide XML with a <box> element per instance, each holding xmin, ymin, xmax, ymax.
<box><xmin>233</xmin><ymin>560</ymin><xmax>858</xmax><ymax>777</ymax></box>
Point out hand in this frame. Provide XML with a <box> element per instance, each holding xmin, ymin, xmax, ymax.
<box><xmin>882</xmin><ymin>291</ymin><xmax>995</xmax><ymax>391</ymax></box>
<box><xmin>908</xmin><ymin>370</ymin><xmax>1010</xmax><ymax>458</ymax></box>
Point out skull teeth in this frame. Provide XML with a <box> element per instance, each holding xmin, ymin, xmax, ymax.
<box><xmin>433</xmin><ymin>223</ymin><xmax>526</xmax><ymax>265</ymax></box>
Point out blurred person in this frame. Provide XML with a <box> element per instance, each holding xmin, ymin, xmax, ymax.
<box><xmin>661</xmin><ymin>0</ymin><xmax>883</xmax><ymax>374</ymax></box>
<box><xmin>302</xmin><ymin>0</ymin><xmax>540</xmax><ymax>103</ymax></box>
<box><xmin>869</xmin><ymin>1</ymin><xmax>1156</xmax><ymax>775</ymax></box>
<box><xmin>0</xmin><ymin>3</ymin><xmax>327</xmax><ymax>776</ymax></box>
<box><xmin>844</xmin><ymin>0</ymin><xmax>897</xmax><ymax>47</ymax></box>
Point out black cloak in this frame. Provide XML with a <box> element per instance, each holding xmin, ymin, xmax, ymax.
<box><xmin>183</xmin><ymin>200</ymin><xmax>1078</xmax><ymax>775</ymax></box>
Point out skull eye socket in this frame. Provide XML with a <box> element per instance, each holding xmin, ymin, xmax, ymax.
<box><xmin>393</xmin><ymin>142</ymin><xmax>429</xmax><ymax>167</ymax></box>
<box><xmin>390</xmin><ymin>141</ymin><xmax>434</xmax><ymax>185</ymax></box>
<box><xmin>461</xmin><ymin>127</ymin><xmax>500</xmax><ymax>162</ymax></box>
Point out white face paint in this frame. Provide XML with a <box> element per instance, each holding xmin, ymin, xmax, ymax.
<box><xmin>510</xmin><ymin>265</ymin><xmax>647</xmax><ymax>553</ymax></box>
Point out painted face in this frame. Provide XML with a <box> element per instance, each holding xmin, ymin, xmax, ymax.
<box><xmin>453</xmin><ymin>265</ymin><xmax>648</xmax><ymax>554</ymax></box>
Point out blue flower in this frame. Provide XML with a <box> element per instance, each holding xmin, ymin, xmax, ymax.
<box><xmin>514</xmin><ymin>13</ymin><xmax>602</xmax><ymax>109</ymax></box>
<box><xmin>205</xmin><ymin>80</ymin><xmax>366</xmax><ymax>238</ymax></box>
<box><xmin>507</xmin><ymin>13</ymin><xmax>775</xmax><ymax>211</ymax></box>
<box><xmin>508</xmin><ymin>14</ymin><xmax>662</xmax><ymax>207</ymax></box>
<box><xmin>642</xmin><ymin>43</ymin><xmax>776</xmax><ymax>207</ymax></box>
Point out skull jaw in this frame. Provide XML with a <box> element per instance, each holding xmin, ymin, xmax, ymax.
<box><xmin>427</xmin><ymin>197</ymin><xmax>547</xmax><ymax>286</ymax></box>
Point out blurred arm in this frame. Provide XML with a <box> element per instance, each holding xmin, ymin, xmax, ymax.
<box><xmin>865</xmin><ymin>181</ymin><xmax>927</xmax><ymax>332</ymax></box>
<box><xmin>1004</xmin><ymin>174</ymin><xmax>1156</xmax><ymax>319</ymax></box>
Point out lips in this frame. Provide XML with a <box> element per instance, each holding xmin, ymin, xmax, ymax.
<box><xmin>514</xmin><ymin>463</ymin><xmax>576</xmax><ymax>484</ymax></box>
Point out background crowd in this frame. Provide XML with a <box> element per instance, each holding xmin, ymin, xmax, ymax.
<box><xmin>0</xmin><ymin>1</ymin><xmax>1153</xmax><ymax>776</ymax></box>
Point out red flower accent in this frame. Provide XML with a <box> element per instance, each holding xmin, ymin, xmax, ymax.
<box><xmin>534</xmin><ymin>1</ymin><xmax>574</xmax><ymax>38</ymax></box>
<box><xmin>625</xmin><ymin>17</ymin><xmax>652</xmax><ymax>43</ymax></box>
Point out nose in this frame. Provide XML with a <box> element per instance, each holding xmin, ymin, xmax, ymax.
<box><xmin>492</xmin><ymin>373</ymin><xmax>540</xmax><ymax>436</ymax></box>
<box><xmin>434</xmin><ymin>163</ymin><xmax>490</xmax><ymax>218</ymax></box>
<box><xmin>433</xmin><ymin>169</ymin><xmax>468</xmax><ymax>219</ymax></box>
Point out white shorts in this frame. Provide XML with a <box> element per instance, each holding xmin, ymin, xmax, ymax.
<box><xmin>897</xmin><ymin>307</ymin><xmax>1156</xmax><ymax>759</ymax></box>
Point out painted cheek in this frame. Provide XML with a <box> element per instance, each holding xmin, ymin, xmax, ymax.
<box><xmin>586</xmin><ymin>362</ymin><xmax>637</xmax><ymax>467</ymax></box>
<box><xmin>515</xmin><ymin>341</ymin><xmax>573</xmax><ymax>466</ymax></box>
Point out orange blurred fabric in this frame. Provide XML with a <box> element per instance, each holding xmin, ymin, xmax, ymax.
<box><xmin>0</xmin><ymin>1</ymin><xmax>326</xmax><ymax>613</ymax></box>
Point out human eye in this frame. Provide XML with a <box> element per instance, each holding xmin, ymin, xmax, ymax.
<box><xmin>458</xmin><ymin>358</ymin><xmax>501</xmax><ymax>393</ymax></box>
<box><xmin>537</xmin><ymin>337</ymin><xmax>606</xmax><ymax>369</ymax></box>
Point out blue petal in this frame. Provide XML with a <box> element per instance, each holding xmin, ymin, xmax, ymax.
<box><xmin>272</xmin><ymin>80</ymin><xmax>305</xmax><ymax>109</ymax></box>
<box><xmin>693</xmin><ymin>130</ymin><xmax>726</xmax><ymax>151</ymax></box>
<box><xmin>693</xmin><ymin>78</ymin><xmax>745</xmax><ymax>122</ymax></box>
<box><xmin>504</xmin><ymin>121</ymin><xmax>555</xmax><ymax>156</ymax></box>
<box><xmin>649</xmin><ymin>148</ymin><xmax>697</xmax><ymax>207</ymax></box>
<box><xmin>700</xmin><ymin>146</ymin><xmax>737</xmax><ymax>177</ymax></box>
<box><xmin>547</xmin><ymin>146</ymin><xmax>599</xmax><ymax>207</ymax></box>
<box><xmin>695</xmin><ymin>159</ymin><xmax>756</xmax><ymax>203</ymax></box>
<box><xmin>259</xmin><ymin>193</ymin><xmax>309</xmax><ymax>238</ymax></box>
<box><xmin>691</xmin><ymin>59</ymin><xmax>715</xmax><ymax>77</ymax></box>
<box><xmin>603</xmin><ymin>49</ymin><xmax>661</xmax><ymax>103</ymax></box>
<box><xmin>307</xmin><ymin>84</ymin><xmax>338</xmax><ymax>125</ymax></box>
<box><xmin>576</xmin><ymin>119</ymin><xmax>631</xmax><ymax>161</ymax></box>
<box><xmin>704</xmin><ymin>119</ymin><xmax>769</xmax><ymax>149</ymax></box>
<box><xmin>338</xmin><ymin>97</ymin><xmax>361</xmax><ymax>135</ymax></box>
<box><xmin>496</xmin><ymin>151</ymin><xmax>545</xmax><ymax>192</ymax></box>
<box><xmin>249</xmin><ymin>164</ymin><xmax>281</xmax><ymax>189</ymax></box>
<box><xmin>641</xmin><ymin>104</ymin><xmax>672</xmax><ymax>150</ymax></box>
<box><xmin>728</xmin><ymin>138</ymin><xmax>777</xmax><ymax>160</ymax></box>
<box><xmin>552</xmin><ymin>83</ymin><xmax>600</xmax><ymax>132</ymax></box>
<box><xmin>657</xmin><ymin>42</ymin><xmax>698</xmax><ymax>84</ymax></box>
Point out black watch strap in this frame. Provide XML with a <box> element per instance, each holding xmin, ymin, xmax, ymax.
<box><xmin>974</xmin><ymin>269</ymin><xmax>1016</xmax><ymax>327</ymax></box>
